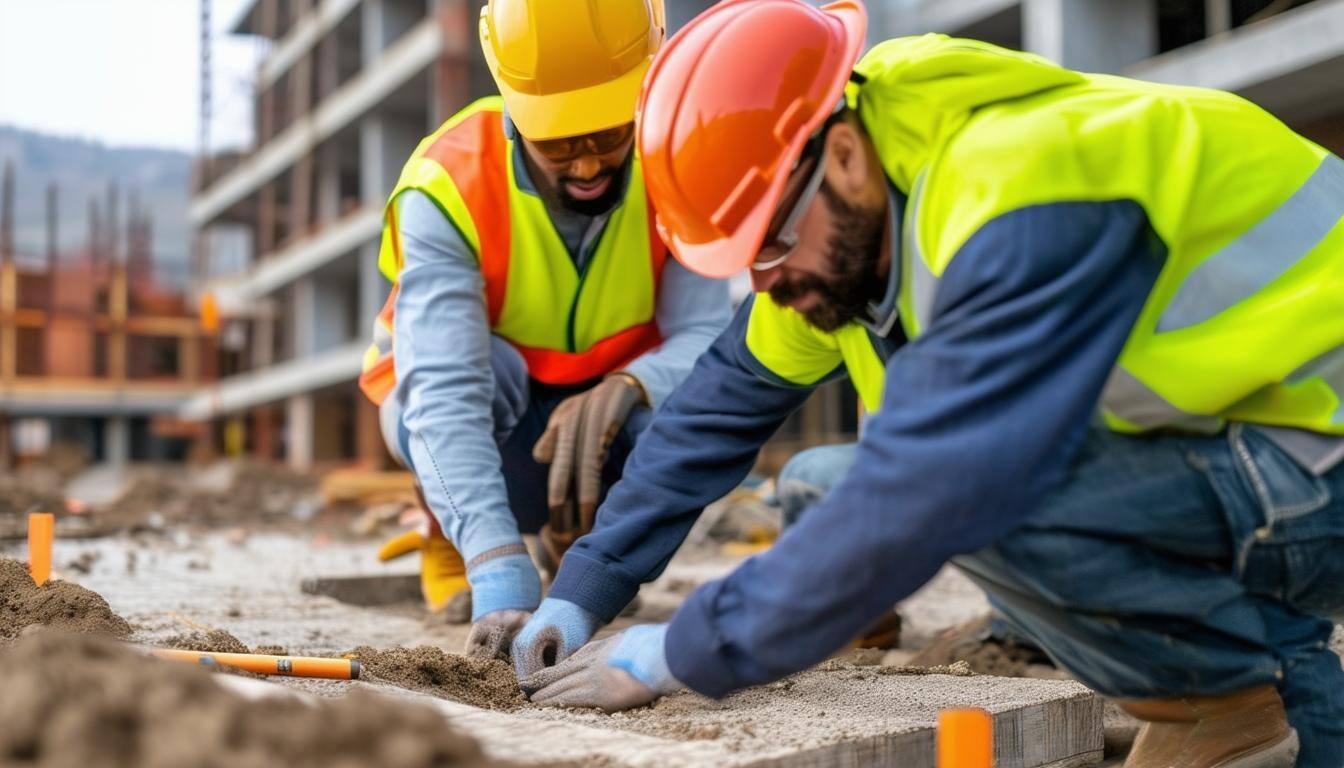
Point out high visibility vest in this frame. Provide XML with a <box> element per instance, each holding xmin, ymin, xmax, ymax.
<box><xmin>359</xmin><ymin>97</ymin><xmax>667</xmax><ymax>405</ymax></box>
<box><xmin>746</xmin><ymin>35</ymin><xmax>1344</xmax><ymax>446</ymax></box>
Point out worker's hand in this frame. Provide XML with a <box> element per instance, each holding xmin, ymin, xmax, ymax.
<box><xmin>465</xmin><ymin>609</ymin><xmax>530</xmax><ymax>661</ymax></box>
<box><xmin>532</xmin><ymin>373</ymin><xmax>648</xmax><ymax>529</ymax></box>
<box><xmin>520</xmin><ymin>624</ymin><xmax>680</xmax><ymax>712</ymax></box>
<box><xmin>510</xmin><ymin>597</ymin><xmax>602</xmax><ymax>679</ymax></box>
<box><xmin>464</xmin><ymin>549</ymin><xmax>542</xmax><ymax>658</ymax></box>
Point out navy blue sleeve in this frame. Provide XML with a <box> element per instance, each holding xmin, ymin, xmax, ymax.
<box><xmin>548</xmin><ymin>296</ymin><xmax>826</xmax><ymax>622</ymax></box>
<box><xmin>665</xmin><ymin>201</ymin><xmax>1165</xmax><ymax>697</ymax></box>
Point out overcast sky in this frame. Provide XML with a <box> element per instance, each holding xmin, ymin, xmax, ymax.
<box><xmin>0</xmin><ymin>0</ymin><xmax>263</xmax><ymax>152</ymax></box>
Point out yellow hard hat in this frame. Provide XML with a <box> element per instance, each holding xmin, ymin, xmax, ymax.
<box><xmin>479</xmin><ymin>0</ymin><xmax>665</xmax><ymax>140</ymax></box>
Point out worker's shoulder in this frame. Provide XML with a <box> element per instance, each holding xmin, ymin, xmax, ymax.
<box><xmin>920</xmin><ymin>76</ymin><xmax>1238</xmax><ymax>265</ymax></box>
<box><xmin>401</xmin><ymin>95</ymin><xmax>510</xmax><ymax>176</ymax></box>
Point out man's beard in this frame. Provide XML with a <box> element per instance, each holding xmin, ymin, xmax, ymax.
<box><xmin>768</xmin><ymin>181</ymin><xmax>886</xmax><ymax>332</ymax></box>
<box><xmin>557</xmin><ymin>153</ymin><xmax>631</xmax><ymax>216</ymax></box>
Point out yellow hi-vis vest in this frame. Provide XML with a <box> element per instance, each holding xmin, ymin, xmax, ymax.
<box><xmin>746</xmin><ymin>36</ymin><xmax>1344</xmax><ymax>462</ymax></box>
<box><xmin>359</xmin><ymin>97</ymin><xmax>667</xmax><ymax>405</ymax></box>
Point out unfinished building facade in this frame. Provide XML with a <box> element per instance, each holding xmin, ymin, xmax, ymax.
<box><xmin>0</xmin><ymin>163</ymin><xmax>214</xmax><ymax>466</ymax></box>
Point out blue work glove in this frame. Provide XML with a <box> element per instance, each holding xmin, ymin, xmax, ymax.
<box><xmin>520</xmin><ymin>624</ymin><xmax>681</xmax><ymax>712</ymax></box>
<box><xmin>463</xmin><ymin>552</ymin><xmax>542</xmax><ymax>660</ymax></box>
<box><xmin>510</xmin><ymin>597</ymin><xmax>602</xmax><ymax>678</ymax></box>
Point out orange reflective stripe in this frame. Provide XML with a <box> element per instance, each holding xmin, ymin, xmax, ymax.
<box><xmin>420</xmin><ymin>110</ymin><xmax>511</xmax><ymax>325</ymax></box>
<box><xmin>516</xmin><ymin>322</ymin><xmax>663</xmax><ymax>385</ymax></box>
<box><xmin>359</xmin><ymin>353</ymin><xmax>397</xmax><ymax>405</ymax></box>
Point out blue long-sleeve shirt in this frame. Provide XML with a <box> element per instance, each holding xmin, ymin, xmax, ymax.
<box><xmin>548</xmin><ymin>199</ymin><xmax>1164</xmax><ymax>697</ymax></box>
<box><xmin>390</xmin><ymin>147</ymin><xmax>730</xmax><ymax>566</ymax></box>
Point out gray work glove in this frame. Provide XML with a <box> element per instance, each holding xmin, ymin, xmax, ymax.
<box><xmin>464</xmin><ymin>609</ymin><xmax>530</xmax><ymax>661</ymax></box>
<box><xmin>520</xmin><ymin>624</ymin><xmax>679</xmax><ymax>712</ymax></box>
<box><xmin>532</xmin><ymin>373</ymin><xmax>647</xmax><ymax>533</ymax></box>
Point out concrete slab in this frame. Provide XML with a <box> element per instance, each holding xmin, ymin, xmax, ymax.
<box><xmin>367</xmin><ymin>670</ymin><xmax>1104</xmax><ymax>768</ymax></box>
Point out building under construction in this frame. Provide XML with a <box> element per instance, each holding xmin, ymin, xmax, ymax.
<box><xmin>0</xmin><ymin>162</ymin><xmax>215</xmax><ymax>467</ymax></box>
<box><xmin>187</xmin><ymin>0</ymin><xmax>1344</xmax><ymax>471</ymax></box>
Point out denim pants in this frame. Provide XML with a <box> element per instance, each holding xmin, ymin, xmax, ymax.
<box><xmin>380</xmin><ymin>337</ymin><xmax>652</xmax><ymax>535</ymax></box>
<box><xmin>780</xmin><ymin>427</ymin><xmax>1344</xmax><ymax>766</ymax></box>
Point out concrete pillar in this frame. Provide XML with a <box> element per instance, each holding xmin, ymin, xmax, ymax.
<box><xmin>1023</xmin><ymin>0</ymin><xmax>1158</xmax><ymax>72</ymax></box>
<box><xmin>104</xmin><ymin>416</ymin><xmax>130</xmax><ymax>466</ymax></box>
<box><xmin>316</xmin><ymin>141</ymin><xmax>342</xmax><ymax>223</ymax></box>
<box><xmin>359</xmin><ymin>242</ymin><xmax>389</xmax><ymax>332</ymax></box>
<box><xmin>314</xmin><ymin>272</ymin><xmax>353</xmax><ymax>351</ymax></box>
<box><xmin>362</xmin><ymin>0</ymin><xmax>423</xmax><ymax>66</ymax></box>
<box><xmin>291</xmin><ymin>277</ymin><xmax>317</xmax><ymax>359</ymax></box>
<box><xmin>1206</xmin><ymin>0</ymin><xmax>1232</xmax><ymax>36</ymax></box>
<box><xmin>286</xmin><ymin>393</ymin><xmax>314</xmax><ymax>471</ymax></box>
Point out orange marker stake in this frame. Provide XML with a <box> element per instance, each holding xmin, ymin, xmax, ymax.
<box><xmin>27</xmin><ymin>512</ymin><xmax>54</xmax><ymax>587</ymax></box>
<box><xmin>938</xmin><ymin>708</ymin><xmax>992</xmax><ymax>768</ymax></box>
<box><xmin>151</xmin><ymin>648</ymin><xmax>361</xmax><ymax>680</ymax></box>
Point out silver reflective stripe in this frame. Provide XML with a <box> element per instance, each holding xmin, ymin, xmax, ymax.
<box><xmin>1253</xmin><ymin>346</ymin><xmax>1344</xmax><ymax>474</ymax></box>
<box><xmin>1289</xmin><ymin>344</ymin><xmax>1344</xmax><ymax>425</ymax></box>
<box><xmin>1158</xmin><ymin>154</ymin><xmax>1344</xmax><ymax>333</ymax></box>
<box><xmin>1100</xmin><ymin>366</ymin><xmax>1222</xmax><ymax>432</ymax></box>
<box><xmin>1254</xmin><ymin>426</ymin><xmax>1344</xmax><ymax>476</ymax></box>
<box><xmin>904</xmin><ymin>173</ymin><xmax>940</xmax><ymax>333</ymax></box>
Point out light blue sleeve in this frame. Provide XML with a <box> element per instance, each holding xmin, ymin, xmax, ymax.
<box><xmin>392</xmin><ymin>191</ymin><xmax>526</xmax><ymax>567</ymax></box>
<box><xmin>622</xmin><ymin>259</ymin><xmax>732</xmax><ymax>408</ymax></box>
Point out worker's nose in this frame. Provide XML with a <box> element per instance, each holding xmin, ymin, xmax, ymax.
<box><xmin>750</xmin><ymin>266</ymin><xmax>781</xmax><ymax>293</ymax></box>
<box><xmin>569</xmin><ymin>154</ymin><xmax>602</xmax><ymax>180</ymax></box>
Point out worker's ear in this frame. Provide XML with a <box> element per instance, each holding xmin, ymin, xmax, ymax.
<box><xmin>822</xmin><ymin>119</ymin><xmax>876</xmax><ymax>206</ymax></box>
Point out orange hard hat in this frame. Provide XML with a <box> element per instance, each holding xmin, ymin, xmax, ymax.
<box><xmin>637</xmin><ymin>0</ymin><xmax>867</xmax><ymax>279</ymax></box>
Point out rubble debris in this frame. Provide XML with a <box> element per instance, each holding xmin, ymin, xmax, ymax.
<box><xmin>0</xmin><ymin>631</ymin><xmax>498</xmax><ymax>768</ymax></box>
<box><xmin>0</xmin><ymin>558</ymin><xmax>131</xmax><ymax>641</ymax></box>
<box><xmin>349</xmin><ymin>645</ymin><xmax>528</xmax><ymax>712</ymax></box>
<box><xmin>906</xmin><ymin>614</ymin><xmax>1053</xmax><ymax>677</ymax></box>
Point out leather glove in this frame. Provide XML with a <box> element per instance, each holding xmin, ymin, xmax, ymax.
<box><xmin>510</xmin><ymin>597</ymin><xmax>602</xmax><ymax>679</ymax></box>
<box><xmin>532</xmin><ymin>373</ymin><xmax>648</xmax><ymax>532</ymax></box>
<box><xmin>520</xmin><ymin>624</ymin><xmax>680</xmax><ymax>712</ymax></box>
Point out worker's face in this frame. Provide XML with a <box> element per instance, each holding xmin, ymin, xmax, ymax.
<box><xmin>521</xmin><ymin>123</ymin><xmax>636</xmax><ymax>216</ymax></box>
<box><xmin>750</xmin><ymin>120</ymin><xmax>887</xmax><ymax>332</ymax></box>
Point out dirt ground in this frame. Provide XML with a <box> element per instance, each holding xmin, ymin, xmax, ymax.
<box><xmin>0</xmin><ymin>630</ymin><xmax>500</xmax><ymax>768</ymax></box>
<box><xmin>3</xmin><ymin>462</ymin><xmax>1342</xmax><ymax>767</ymax></box>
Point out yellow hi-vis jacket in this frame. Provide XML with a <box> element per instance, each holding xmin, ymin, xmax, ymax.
<box><xmin>744</xmin><ymin>35</ymin><xmax>1344</xmax><ymax>466</ymax></box>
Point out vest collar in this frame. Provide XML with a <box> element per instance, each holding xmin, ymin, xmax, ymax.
<box><xmin>860</xmin><ymin>184</ymin><xmax>905</xmax><ymax>338</ymax></box>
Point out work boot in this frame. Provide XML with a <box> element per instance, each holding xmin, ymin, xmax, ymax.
<box><xmin>854</xmin><ymin>611</ymin><xmax>903</xmax><ymax>650</ymax></box>
<box><xmin>377</xmin><ymin>505</ymin><xmax>472</xmax><ymax>623</ymax></box>
<box><xmin>1116</xmin><ymin>684</ymin><xmax>1299</xmax><ymax>768</ymax></box>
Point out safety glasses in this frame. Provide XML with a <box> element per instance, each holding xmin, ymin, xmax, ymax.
<box><xmin>531</xmin><ymin>123</ymin><xmax>635</xmax><ymax>164</ymax></box>
<box><xmin>752</xmin><ymin>136</ymin><xmax>828</xmax><ymax>272</ymax></box>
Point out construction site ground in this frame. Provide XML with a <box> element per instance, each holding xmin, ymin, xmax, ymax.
<box><xmin>3</xmin><ymin>461</ymin><xmax>1340</xmax><ymax>767</ymax></box>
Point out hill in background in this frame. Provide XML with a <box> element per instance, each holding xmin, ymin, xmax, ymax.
<box><xmin>0</xmin><ymin>126</ymin><xmax>192</xmax><ymax>288</ymax></box>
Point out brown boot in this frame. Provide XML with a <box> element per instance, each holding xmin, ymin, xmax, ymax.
<box><xmin>1116</xmin><ymin>684</ymin><xmax>1299</xmax><ymax>767</ymax></box>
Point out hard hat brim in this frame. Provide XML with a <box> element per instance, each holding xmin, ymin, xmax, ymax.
<box><xmin>490</xmin><ymin>55</ymin><xmax>652</xmax><ymax>141</ymax></box>
<box><xmin>659</xmin><ymin>1</ymin><xmax>868</xmax><ymax>280</ymax></box>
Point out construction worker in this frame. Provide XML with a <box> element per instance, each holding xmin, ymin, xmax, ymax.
<box><xmin>514</xmin><ymin>1</ymin><xmax>1344</xmax><ymax>765</ymax></box>
<box><xmin>360</xmin><ymin>0</ymin><xmax>729</xmax><ymax>657</ymax></box>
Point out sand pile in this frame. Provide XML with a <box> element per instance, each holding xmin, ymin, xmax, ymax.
<box><xmin>163</xmin><ymin>629</ymin><xmax>251</xmax><ymax>654</ymax></box>
<box><xmin>350</xmin><ymin>645</ymin><xmax>528</xmax><ymax>711</ymax></box>
<box><xmin>0</xmin><ymin>630</ymin><xmax>499</xmax><ymax>768</ymax></box>
<box><xmin>0</xmin><ymin>558</ymin><xmax>131</xmax><ymax>641</ymax></box>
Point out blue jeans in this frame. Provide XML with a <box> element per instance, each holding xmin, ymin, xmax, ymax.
<box><xmin>957</xmin><ymin>426</ymin><xmax>1344</xmax><ymax>767</ymax></box>
<box><xmin>780</xmin><ymin>428</ymin><xmax>1344</xmax><ymax>766</ymax></box>
<box><xmin>381</xmin><ymin>337</ymin><xmax>652</xmax><ymax>534</ymax></box>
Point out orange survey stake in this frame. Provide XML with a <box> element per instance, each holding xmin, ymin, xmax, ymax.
<box><xmin>150</xmin><ymin>648</ymin><xmax>361</xmax><ymax>680</ymax></box>
<box><xmin>27</xmin><ymin>512</ymin><xmax>54</xmax><ymax>587</ymax></box>
<box><xmin>938</xmin><ymin>708</ymin><xmax>992</xmax><ymax>768</ymax></box>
